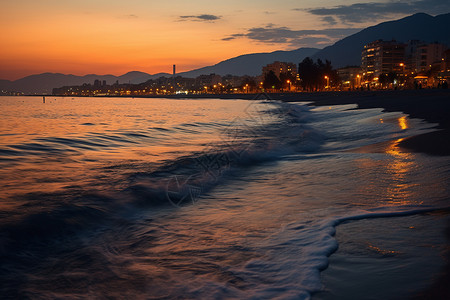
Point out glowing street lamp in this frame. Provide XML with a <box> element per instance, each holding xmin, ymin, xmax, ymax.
<box><xmin>324</xmin><ymin>76</ymin><xmax>329</xmax><ymax>89</ymax></box>
<box><xmin>399</xmin><ymin>63</ymin><xmax>405</xmax><ymax>77</ymax></box>
<box><xmin>287</xmin><ymin>80</ymin><xmax>291</xmax><ymax>92</ymax></box>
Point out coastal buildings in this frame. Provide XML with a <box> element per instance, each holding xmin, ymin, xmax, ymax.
<box><xmin>51</xmin><ymin>39</ymin><xmax>449</xmax><ymax>96</ymax></box>
<box><xmin>413</xmin><ymin>43</ymin><xmax>448</xmax><ymax>72</ymax></box>
<box><xmin>361</xmin><ymin>40</ymin><xmax>406</xmax><ymax>79</ymax></box>
<box><xmin>262</xmin><ymin>61</ymin><xmax>297</xmax><ymax>81</ymax></box>
<box><xmin>361</xmin><ymin>39</ymin><xmax>449</xmax><ymax>88</ymax></box>
<box><xmin>337</xmin><ymin>66</ymin><xmax>362</xmax><ymax>90</ymax></box>
<box><xmin>262</xmin><ymin>61</ymin><xmax>298</xmax><ymax>91</ymax></box>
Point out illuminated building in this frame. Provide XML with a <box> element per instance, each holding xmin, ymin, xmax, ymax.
<box><xmin>337</xmin><ymin>66</ymin><xmax>362</xmax><ymax>89</ymax></box>
<box><xmin>262</xmin><ymin>61</ymin><xmax>297</xmax><ymax>80</ymax></box>
<box><xmin>413</xmin><ymin>43</ymin><xmax>448</xmax><ymax>72</ymax></box>
<box><xmin>361</xmin><ymin>40</ymin><xmax>406</xmax><ymax>78</ymax></box>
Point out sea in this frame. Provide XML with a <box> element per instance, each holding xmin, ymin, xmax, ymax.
<box><xmin>0</xmin><ymin>96</ymin><xmax>449</xmax><ymax>299</ymax></box>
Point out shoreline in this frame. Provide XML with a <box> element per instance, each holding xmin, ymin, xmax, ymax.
<box><xmin>289</xmin><ymin>90</ymin><xmax>450</xmax><ymax>299</ymax></box>
<box><xmin>273</xmin><ymin>89</ymin><xmax>450</xmax><ymax>156</ymax></box>
<box><xmin>8</xmin><ymin>90</ymin><xmax>450</xmax><ymax>155</ymax></box>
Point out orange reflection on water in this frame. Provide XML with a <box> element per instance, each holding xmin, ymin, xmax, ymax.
<box><xmin>398</xmin><ymin>116</ymin><xmax>408</xmax><ymax>130</ymax></box>
<box><xmin>0</xmin><ymin>97</ymin><xmax>266</xmax><ymax>206</ymax></box>
<box><xmin>385</xmin><ymin>138</ymin><xmax>408</xmax><ymax>158</ymax></box>
<box><xmin>354</xmin><ymin>138</ymin><xmax>419</xmax><ymax>206</ymax></box>
<box><xmin>384</xmin><ymin>138</ymin><xmax>418</xmax><ymax>205</ymax></box>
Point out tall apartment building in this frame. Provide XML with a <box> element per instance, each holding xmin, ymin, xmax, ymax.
<box><xmin>361</xmin><ymin>40</ymin><xmax>406</xmax><ymax>78</ymax></box>
<box><xmin>443</xmin><ymin>49</ymin><xmax>450</xmax><ymax>71</ymax></box>
<box><xmin>262</xmin><ymin>61</ymin><xmax>297</xmax><ymax>80</ymax></box>
<box><xmin>413</xmin><ymin>43</ymin><xmax>448</xmax><ymax>72</ymax></box>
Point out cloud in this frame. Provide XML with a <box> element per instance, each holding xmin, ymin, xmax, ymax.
<box><xmin>179</xmin><ymin>14</ymin><xmax>221</xmax><ymax>22</ymax></box>
<box><xmin>222</xmin><ymin>25</ymin><xmax>361</xmax><ymax>47</ymax></box>
<box><xmin>221</xmin><ymin>34</ymin><xmax>245</xmax><ymax>41</ymax></box>
<box><xmin>321</xmin><ymin>16</ymin><xmax>337</xmax><ymax>26</ymax></box>
<box><xmin>300</xmin><ymin>0</ymin><xmax>450</xmax><ymax>24</ymax></box>
<box><xmin>118</xmin><ymin>14</ymin><xmax>138</xmax><ymax>19</ymax></box>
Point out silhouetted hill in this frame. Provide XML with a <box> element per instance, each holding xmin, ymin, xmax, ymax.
<box><xmin>118</xmin><ymin>71</ymin><xmax>171</xmax><ymax>84</ymax></box>
<box><xmin>312</xmin><ymin>12</ymin><xmax>450</xmax><ymax>68</ymax></box>
<box><xmin>0</xmin><ymin>72</ymin><xmax>170</xmax><ymax>94</ymax></box>
<box><xmin>178</xmin><ymin>48</ymin><xmax>319</xmax><ymax>78</ymax></box>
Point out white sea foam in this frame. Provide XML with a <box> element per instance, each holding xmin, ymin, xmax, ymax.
<box><xmin>239</xmin><ymin>205</ymin><xmax>449</xmax><ymax>300</ymax></box>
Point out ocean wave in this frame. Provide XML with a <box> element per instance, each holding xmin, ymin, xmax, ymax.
<box><xmin>122</xmin><ymin>101</ymin><xmax>324</xmax><ymax>208</ymax></box>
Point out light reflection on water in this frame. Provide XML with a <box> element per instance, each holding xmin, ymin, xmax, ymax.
<box><xmin>398</xmin><ymin>116</ymin><xmax>408</xmax><ymax>130</ymax></box>
<box><xmin>384</xmin><ymin>138</ymin><xmax>419</xmax><ymax>205</ymax></box>
<box><xmin>0</xmin><ymin>96</ymin><xmax>275</xmax><ymax>202</ymax></box>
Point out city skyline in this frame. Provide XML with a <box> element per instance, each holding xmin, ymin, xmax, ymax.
<box><xmin>2</xmin><ymin>0</ymin><xmax>450</xmax><ymax>80</ymax></box>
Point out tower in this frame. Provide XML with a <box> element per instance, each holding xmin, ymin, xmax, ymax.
<box><xmin>172</xmin><ymin>65</ymin><xmax>176</xmax><ymax>93</ymax></box>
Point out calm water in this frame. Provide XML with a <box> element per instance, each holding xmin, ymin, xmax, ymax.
<box><xmin>0</xmin><ymin>96</ymin><xmax>449</xmax><ymax>299</ymax></box>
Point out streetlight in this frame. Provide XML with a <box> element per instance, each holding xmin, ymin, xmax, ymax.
<box><xmin>399</xmin><ymin>63</ymin><xmax>405</xmax><ymax>86</ymax></box>
<box><xmin>324</xmin><ymin>76</ymin><xmax>329</xmax><ymax>89</ymax></box>
<box><xmin>287</xmin><ymin>80</ymin><xmax>291</xmax><ymax>92</ymax></box>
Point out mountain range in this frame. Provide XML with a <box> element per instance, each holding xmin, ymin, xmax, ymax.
<box><xmin>1</xmin><ymin>12</ymin><xmax>449</xmax><ymax>94</ymax></box>
<box><xmin>177</xmin><ymin>48</ymin><xmax>319</xmax><ymax>78</ymax></box>
<box><xmin>0</xmin><ymin>71</ymin><xmax>170</xmax><ymax>95</ymax></box>
<box><xmin>311</xmin><ymin>12</ymin><xmax>450</xmax><ymax>68</ymax></box>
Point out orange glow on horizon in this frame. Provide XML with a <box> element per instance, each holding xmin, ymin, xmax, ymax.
<box><xmin>1</xmin><ymin>1</ymin><xmax>392</xmax><ymax>80</ymax></box>
<box><xmin>0</xmin><ymin>2</ymin><xmax>305</xmax><ymax>80</ymax></box>
<box><xmin>1</xmin><ymin>0</ymin><xmax>360</xmax><ymax>80</ymax></box>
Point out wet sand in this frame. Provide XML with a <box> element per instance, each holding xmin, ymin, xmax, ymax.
<box><xmin>314</xmin><ymin>214</ymin><xmax>450</xmax><ymax>300</ymax></box>
<box><xmin>410</xmin><ymin>215</ymin><xmax>450</xmax><ymax>300</ymax></box>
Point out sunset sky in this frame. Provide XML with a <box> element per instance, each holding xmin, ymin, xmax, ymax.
<box><xmin>1</xmin><ymin>0</ymin><xmax>449</xmax><ymax>80</ymax></box>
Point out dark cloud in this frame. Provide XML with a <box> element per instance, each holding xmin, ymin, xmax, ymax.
<box><xmin>222</xmin><ymin>25</ymin><xmax>361</xmax><ymax>47</ymax></box>
<box><xmin>179</xmin><ymin>14</ymin><xmax>221</xmax><ymax>22</ymax></box>
<box><xmin>300</xmin><ymin>0</ymin><xmax>450</xmax><ymax>24</ymax></box>
<box><xmin>221</xmin><ymin>33</ymin><xmax>245</xmax><ymax>41</ymax></box>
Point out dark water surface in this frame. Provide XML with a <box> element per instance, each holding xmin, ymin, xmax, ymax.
<box><xmin>0</xmin><ymin>96</ymin><xmax>449</xmax><ymax>299</ymax></box>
